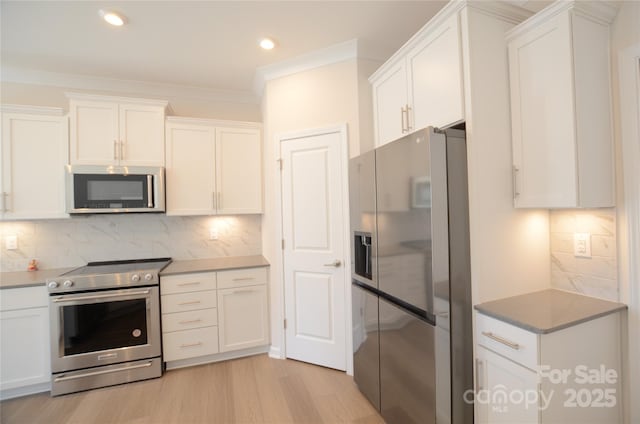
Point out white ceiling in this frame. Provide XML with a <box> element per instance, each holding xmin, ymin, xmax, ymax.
<box><xmin>1</xmin><ymin>1</ymin><xmax>551</xmax><ymax>99</ymax></box>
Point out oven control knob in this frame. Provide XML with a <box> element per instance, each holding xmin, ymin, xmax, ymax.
<box><xmin>131</xmin><ymin>274</ymin><xmax>141</xmax><ymax>282</ymax></box>
<box><xmin>63</xmin><ymin>280</ymin><xmax>74</xmax><ymax>288</ymax></box>
<box><xmin>144</xmin><ymin>273</ymin><xmax>153</xmax><ymax>281</ymax></box>
<box><xmin>47</xmin><ymin>281</ymin><xmax>59</xmax><ymax>289</ymax></box>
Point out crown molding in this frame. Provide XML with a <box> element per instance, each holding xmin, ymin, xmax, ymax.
<box><xmin>1</xmin><ymin>65</ymin><xmax>260</xmax><ymax>105</ymax></box>
<box><xmin>253</xmin><ymin>39</ymin><xmax>360</xmax><ymax>96</ymax></box>
<box><xmin>166</xmin><ymin>115</ymin><xmax>261</xmax><ymax>129</ymax></box>
<box><xmin>0</xmin><ymin>104</ymin><xmax>66</xmax><ymax>116</ymax></box>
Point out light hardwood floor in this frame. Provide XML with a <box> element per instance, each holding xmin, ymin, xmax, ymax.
<box><xmin>0</xmin><ymin>354</ymin><xmax>384</xmax><ymax>424</ymax></box>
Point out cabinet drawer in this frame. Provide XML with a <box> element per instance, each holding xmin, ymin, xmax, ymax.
<box><xmin>162</xmin><ymin>308</ymin><xmax>218</xmax><ymax>333</ymax></box>
<box><xmin>161</xmin><ymin>290</ymin><xmax>217</xmax><ymax>314</ymax></box>
<box><xmin>217</xmin><ymin>267</ymin><xmax>267</xmax><ymax>289</ymax></box>
<box><xmin>476</xmin><ymin>312</ymin><xmax>539</xmax><ymax>370</ymax></box>
<box><xmin>162</xmin><ymin>326</ymin><xmax>219</xmax><ymax>362</ymax></box>
<box><xmin>1</xmin><ymin>286</ymin><xmax>48</xmax><ymax>311</ymax></box>
<box><xmin>160</xmin><ymin>272</ymin><xmax>216</xmax><ymax>294</ymax></box>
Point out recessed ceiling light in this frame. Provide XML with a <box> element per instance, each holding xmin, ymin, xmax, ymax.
<box><xmin>99</xmin><ymin>9</ymin><xmax>126</xmax><ymax>27</ymax></box>
<box><xmin>259</xmin><ymin>38</ymin><xmax>276</xmax><ymax>50</ymax></box>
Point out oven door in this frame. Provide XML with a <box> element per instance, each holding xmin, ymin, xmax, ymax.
<box><xmin>49</xmin><ymin>287</ymin><xmax>161</xmax><ymax>373</ymax></box>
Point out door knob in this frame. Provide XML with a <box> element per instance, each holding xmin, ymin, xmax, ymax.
<box><xmin>323</xmin><ymin>260</ymin><xmax>342</xmax><ymax>267</ymax></box>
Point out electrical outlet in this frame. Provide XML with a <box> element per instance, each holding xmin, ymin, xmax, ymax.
<box><xmin>209</xmin><ymin>228</ymin><xmax>219</xmax><ymax>240</ymax></box>
<box><xmin>5</xmin><ymin>235</ymin><xmax>18</xmax><ymax>250</ymax></box>
<box><xmin>573</xmin><ymin>233</ymin><xmax>591</xmax><ymax>258</ymax></box>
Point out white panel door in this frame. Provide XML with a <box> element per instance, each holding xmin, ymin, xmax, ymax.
<box><xmin>215</xmin><ymin>127</ymin><xmax>263</xmax><ymax>214</ymax></box>
<box><xmin>372</xmin><ymin>62</ymin><xmax>408</xmax><ymax>147</ymax></box>
<box><xmin>119</xmin><ymin>104</ymin><xmax>165</xmax><ymax>166</ymax></box>
<box><xmin>281</xmin><ymin>128</ymin><xmax>347</xmax><ymax>371</ymax></box>
<box><xmin>407</xmin><ymin>13</ymin><xmax>464</xmax><ymax>130</ymax></box>
<box><xmin>1</xmin><ymin>112</ymin><xmax>68</xmax><ymax>219</ymax></box>
<box><xmin>69</xmin><ymin>100</ymin><xmax>119</xmax><ymax>165</ymax></box>
<box><xmin>165</xmin><ymin>123</ymin><xmax>216</xmax><ymax>215</ymax></box>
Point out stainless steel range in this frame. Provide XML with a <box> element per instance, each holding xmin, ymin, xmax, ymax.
<box><xmin>46</xmin><ymin>257</ymin><xmax>171</xmax><ymax>396</ymax></box>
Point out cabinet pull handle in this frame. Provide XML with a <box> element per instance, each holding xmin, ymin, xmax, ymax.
<box><xmin>180</xmin><ymin>342</ymin><xmax>203</xmax><ymax>348</ymax></box>
<box><xmin>178</xmin><ymin>281</ymin><xmax>201</xmax><ymax>286</ymax></box>
<box><xmin>400</xmin><ymin>107</ymin><xmax>407</xmax><ymax>133</ymax></box>
<box><xmin>212</xmin><ymin>192</ymin><xmax>216</xmax><ymax>210</ymax></box>
<box><xmin>113</xmin><ymin>140</ymin><xmax>118</xmax><ymax>160</ymax></box>
<box><xmin>217</xmin><ymin>192</ymin><xmax>222</xmax><ymax>210</ymax></box>
<box><xmin>120</xmin><ymin>141</ymin><xmax>125</xmax><ymax>160</ymax></box>
<box><xmin>406</xmin><ymin>105</ymin><xmax>412</xmax><ymax>131</ymax></box>
<box><xmin>178</xmin><ymin>300</ymin><xmax>201</xmax><ymax>306</ymax></box>
<box><xmin>476</xmin><ymin>359</ymin><xmax>484</xmax><ymax>390</ymax></box>
<box><xmin>231</xmin><ymin>289</ymin><xmax>254</xmax><ymax>294</ymax></box>
<box><xmin>179</xmin><ymin>318</ymin><xmax>203</xmax><ymax>325</ymax></box>
<box><xmin>481</xmin><ymin>331</ymin><xmax>521</xmax><ymax>350</ymax></box>
<box><xmin>512</xmin><ymin>166</ymin><xmax>520</xmax><ymax>199</ymax></box>
<box><xmin>232</xmin><ymin>277</ymin><xmax>255</xmax><ymax>282</ymax></box>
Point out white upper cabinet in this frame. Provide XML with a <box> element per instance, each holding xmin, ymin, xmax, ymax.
<box><xmin>372</xmin><ymin>62</ymin><xmax>408</xmax><ymax>146</ymax></box>
<box><xmin>165</xmin><ymin>118</ymin><xmax>263</xmax><ymax>216</ymax></box>
<box><xmin>1</xmin><ymin>106</ymin><xmax>69</xmax><ymax>220</ymax></box>
<box><xmin>507</xmin><ymin>1</ymin><xmax>617</xmax><ymax>208</ymax></box>
<box><xmin>68</xmin><ymin>93</ymin><xmax>167</xmax><ymax>166</ymax></box>
<box><xmin>215</xmin><ymin>127</ymin><xmax>262</xmax><ymax>214</ymax></box>
<box><xmin>407</xmin><ymin>14</ymin><xmax>464</xmax><ymax>134</ymax></box>
<box><xmin>371</xmin><ymin>13</ymin><xmax>464</xmax><ymax>147</ymax></box>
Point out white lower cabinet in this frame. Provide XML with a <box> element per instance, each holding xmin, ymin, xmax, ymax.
<box><xmin>160</xmin><ymin>266</ymin><xmax>269</xmax><ymax>367</ymax></box>
<box><xmin>475</xmin><ymin>312</ymin><xmax>622</xmax><ymax>424</ymax></box>
<box><xmin>0</xmin><ymin>286</ymin><xmax>51</xmax><ymax>400</ymax></box>
<box><xmin>218</xmin><ymin>284</ymin><xmax>269</xmax><ymax>352</ymax></box>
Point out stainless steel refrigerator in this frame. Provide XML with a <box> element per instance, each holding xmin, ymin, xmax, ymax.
<box><xmin>350</xmin><ymin>127</ymin><xmax>473</xmax><ymax>424</ymax></box>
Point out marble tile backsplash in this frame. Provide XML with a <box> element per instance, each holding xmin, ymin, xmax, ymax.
<box><xmin>0</xmin><ymin>214</ymin><xmax>262</xmax><ymax>272</ymax></box>
<box><xmin>549</xmin><ymin>209</ymin><xmax>618</xmax><ymax>301</ymax></box>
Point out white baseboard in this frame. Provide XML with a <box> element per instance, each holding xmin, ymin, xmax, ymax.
<box><xmin>268</xmin><ymin>345</ymin><xmax>284</xmax><ymax>359</ymax></box>
<box><xmin>164</xmin><ymin>345</ymin><xmax>269</xmax><ymax>370</ymax></box>
<box><xmin>0</xmin><ymin>382</ymin><xmax>50</xmax><ymax>401</ymax></box>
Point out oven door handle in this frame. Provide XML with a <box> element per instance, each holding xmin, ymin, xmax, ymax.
<box><xmin>52</xmin><ymin>289</ymin><xmax>151</xmax><ymax>303</ymax></box>
<box><xmin>53</xmin><ymin>361</ymin><xmax>154</xmax><ymax>382</ymax></box>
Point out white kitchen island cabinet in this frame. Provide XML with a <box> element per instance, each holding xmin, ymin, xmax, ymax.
<box><xmin>68</xmin><ymin>93</ymin><xmax>167</xmax><ymax>167</ymax></box>
<box><xmin>507</xmin><ymin>1</ymin><xmax>617</xmax><ymax>208</ymax></box>
<box><xmin>474</xmin><ymin>290</ymin><xmax>625</xmax><ymax>424</ymax></box>
<box><xmin>1</xmin><ymin>105</ymin><xmax>68</xmax><ymax>220</ymax></box>
<box><xmin>0</xmin><ymin>286</ymin><xmax>51</xmax><ymax>400</ymax></box>
<box><xmin>165</xmin><ymin>117</ymin><xmax>263</xmax><ymax>216</ymax></box>
<box><xmin>160</xmin><ymin>262</ymin><xmax>269</xmax><ymax>370</ymax></box>
<box><xmin>371</xmin><ymin>12</ymin><xmax>464</xmax><ymax>147</ymax></box>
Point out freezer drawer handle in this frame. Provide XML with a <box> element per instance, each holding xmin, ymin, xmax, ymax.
<box><xmin>323</xmin><ymin>260</ymin><xmax>342</xmax><ymax>267</ymax></box>
<box><xmin>54</xmin><ymin>361</ymin><xmax>153</xmax><ymax>382</ymax></box>
<box><xmin>481</xmin><ymin>331</ymin><xmax>521</xmax><ymax>350</ymax></box>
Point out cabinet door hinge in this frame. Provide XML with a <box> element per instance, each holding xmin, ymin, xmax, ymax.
<box><xmin>281</xmin><ymin>239</ymin><xmax>285</xmax><ymax>250</ymax></box>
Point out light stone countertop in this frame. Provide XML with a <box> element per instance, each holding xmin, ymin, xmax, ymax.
<box><xmin>160</xmin><ymin>255</ymin><xmax>269</xmax><ymax>276</ymax></box>
<box><xmin>0</xmin><ymin>268</ymin><xmax>75</xmax><ymax>290</ymax></box>
<box><xmin>474</xmin><ymin>289</ymin><xmax>627</xmax><ymax>334</ymax></box>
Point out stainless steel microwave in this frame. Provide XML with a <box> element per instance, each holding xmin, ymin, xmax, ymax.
<box><xmin>66</xmin><ymin>165</ymin><xmax>165</xmax><ymax>214</ymax></box>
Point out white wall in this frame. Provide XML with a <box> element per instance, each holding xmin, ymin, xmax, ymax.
<box><xmin>260</xmin><ymin>58</ymin><xmax>371</xmax><ymax>359</ymax></box>
<box><xmin>610</xmin><ymin>2</ymin><xmax>640</xmax><ymax>423</ymax></box>
<box><xmin>0</xmin><ymin>81</ymin><xmax>261</xmax><ymax>121</ymax></box>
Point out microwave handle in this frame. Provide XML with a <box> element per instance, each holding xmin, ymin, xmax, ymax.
<box><xmin>147</xmin><ymin>175</ymin><xmax>154</xmax><ymax>208</ymax></box>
